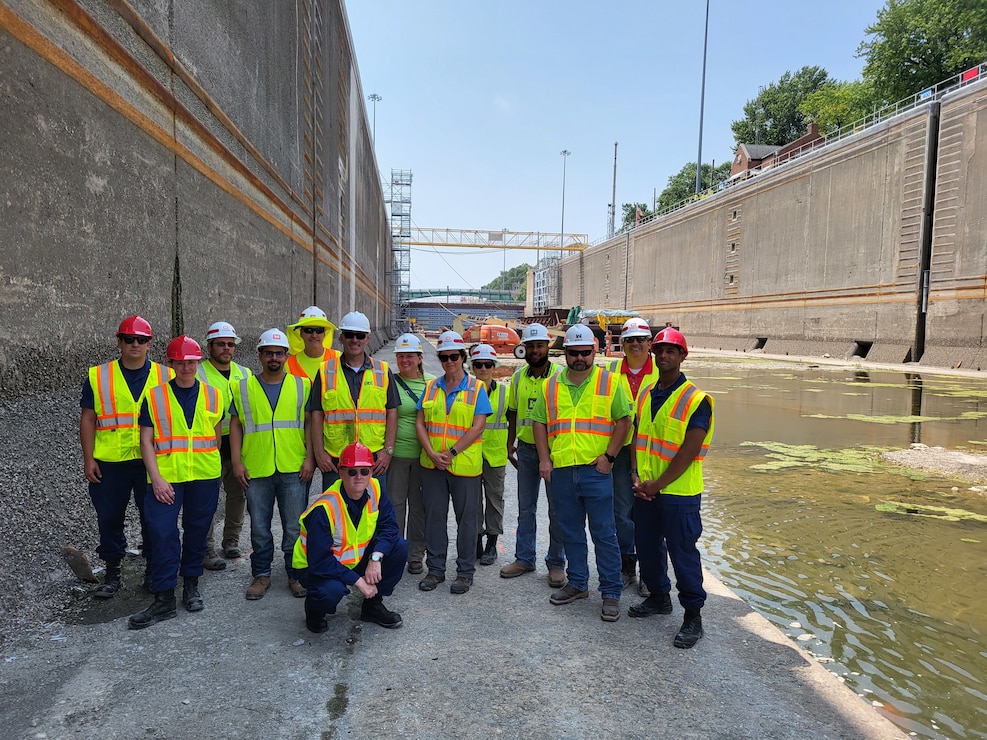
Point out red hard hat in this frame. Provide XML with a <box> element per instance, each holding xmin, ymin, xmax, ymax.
<box><xmin>117</xmin><ymin>315</ymin><xmax>153</xmax><ymax>338</ymax></box>
<box><xmin>339</xmin><ymin>442</ymin><xmax>375</xmax><ymax>469</ymax></box>
<box><xmin>165</xmin><ymin>335</ymin><xmax>203</xmax><ymax>361</ymax></box>
<box><xmin>652</xmin><ymin>327</ymin><xmax>688</xmax><ymax>356</ymax></box>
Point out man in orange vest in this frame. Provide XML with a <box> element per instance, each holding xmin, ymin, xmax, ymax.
<box><xmin>285</xmin><ymin>305</ymin><xmax>338</xmax><ymax>382</ymax></box>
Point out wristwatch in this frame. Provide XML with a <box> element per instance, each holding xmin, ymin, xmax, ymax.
<box><xmin>371</xmin><ymin>552</ymin><xmax>383</xmax><ymax>562</ymax></box>
<box><xmin>383</xmin><ymin>445</ymin><xmax>394</xmax><ymax>455</ymax></box>
<box><xmin>603</xmin><ymin>452</ymin><xmax>616</xmax><ymax>464</ymax></box>
<box><xmin>450</xmin><ymin>447</ymin><xmax>459</xmax><ymax>457</ymax></box>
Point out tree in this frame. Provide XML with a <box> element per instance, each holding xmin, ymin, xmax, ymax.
<box><xmin>656</xmin><ymin>161</ymin><xmax>732</xmax><ymax>213</ymax></box>
<box><xmin>731</xmin><ymin>66</ymin><xmax>831</xmax><ymax>146</ymax></box>
<box><xmin>618</xmin><ymin>203</ymin><xmax>653</xmax><ymax>232</ymax></box>
<box><xmin>482</xmin><ymin>263</ymin><xmax>530</xmax><ymax>301</ymax></box>
<box><xmin>858</xmin><ymin>0</ymin><xmax>987</xmax><ymax>105</ymax></box>
<box><xmin>799</xmin><ymin>79</ymin><xmax>878</xmax><ymax>134</ymax></box>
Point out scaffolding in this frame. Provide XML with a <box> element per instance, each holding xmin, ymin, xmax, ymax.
<box><xmin>387</xmin><ymin>169</ymin><xmax>412</xmax><ymax>333</ymax></box>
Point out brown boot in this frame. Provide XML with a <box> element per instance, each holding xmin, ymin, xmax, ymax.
<box><xmin>245</xmin><ymin>575</ymin><xmax>272</xmax><ymax>600</ymax></box>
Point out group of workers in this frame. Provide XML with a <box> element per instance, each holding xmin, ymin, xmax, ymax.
<box><xmin>80</xmin><ymin>307</ymin><xmax>712</xmax><ymax>649</ymax></box>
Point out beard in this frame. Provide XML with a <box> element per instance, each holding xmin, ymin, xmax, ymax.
<box><xmin>526</xmin><ymin>353</ymin><xmax>549</xmax><ymax>369</ymax></box>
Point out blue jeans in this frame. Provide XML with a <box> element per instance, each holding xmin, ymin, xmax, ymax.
<box><xmin>89</xmin><ymin>458</ymin><xmax>151</xmax><ymax>563</ymax></box>
<box><xmin>634</xmin><ymin>493</ymin><xmax>706</xmax><ymax>611</ymax></box>
<box><xmin>514</xmin><ymin>442</ymin><xmax>565</xmax><ymax>569</ymax></box>
<box><xmin>144</xmin><ymin>478</ymin><xmax>220</xmax><ymax>592</ymax></box>
<box><xmin>245</xmin><ymin>472</ymin><xmax>307</xmax><ymax>578</ymax></box>
<box><xmin>548</xmin><ymin>465</ymin><xmax>623</xmax><ymax>598</ymax></box>
<box><xmin>612</xmin><ymin>445</ymin><xmax>636</xmax><ymax>556</ymax></box>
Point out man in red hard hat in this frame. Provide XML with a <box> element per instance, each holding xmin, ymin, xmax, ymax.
<box><xmin>129</xmin><ymin>336</ymin><xmax>224</xmax><ymax>629</ymax></box>
<box><xmin>79</xmin><ymin>316</ymin><xmax>171</xmax><ymax>599</ymax></box>
<box><xmin>292</xmin><ymin>442</ymin><xmax>407</xmax><ymax>632</ymax></box>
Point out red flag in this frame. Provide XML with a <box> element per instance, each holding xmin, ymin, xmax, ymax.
<box><xmin>962</xmin><ymin>66</ymin><xmax>979</xmax><ymax>82</ymax></box>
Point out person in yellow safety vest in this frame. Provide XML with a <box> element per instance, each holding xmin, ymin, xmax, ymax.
<box><xmin>308</xmin><ymin>311</ymin><xmax>399</xmax><ymax>493</ymax></box>
<box><xmin>229</xmin><ymin>329</ymin><xmax>314</xmax><ymax>601</ymax></box>
<box><xmin>605</xmin><ymin>317</ymin><xmax>661</xmax><ymax>594</ymax></box>
<box><xmin>285</xmin><ymin>305</ymin><xmax>339</xmax><ymax>382</ymax></box>
<box><xmin>292</xmin><ymin>442</ymin><xmax>407</xmax><ymax>633</ymax></box>
<box><xmin>531</xmin><ymin>324</ymin><xmax>631</xmax><ymax>623</ymax></box>
<box><xmin>469</xmin><ymin>343</ymin><xmax>509</xmax><ymax>567</ymax></box>
<box><xmin>196</xmin><ymin>321</ymin><xmax>252</xmax><ymax>571</ymax></box>
<box><xmin>129</xmin><ymin>336</ymin><xmax>223</xmax><ymax>630</ymax></box>
<box><xmin>629</xmin><ymin>327</ymin><xmax>713</xmax><ymax>650</ymax></box>
<box><xmin>80</xmin><ymin>315</ymin><xmax>172</xmax><ymax>600</ymax></box>
<box><xmin>501</xmin><ymin>322</ymin><xmax>566</xmax><ymax>587</ymax></box>
<box><xmin>415</xmin><ymin>330</ymin><xmax>491</xmax><ymax>596</ymax></box>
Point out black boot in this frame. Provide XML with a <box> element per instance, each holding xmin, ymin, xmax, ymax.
<box><xmin>620</xmin><ymin>555</ymin><xmax>637</xmax><ymax>589</ymax></box>
<box><xmin>476</xmin><ymin>534</ymin><xmax>485</xmax><ymax>559</ymax></box>
<box><xmin>93</xmin><ymin>559</ymin><xmax>122</xmax><ymax>599</ymax></box>
<box><xmin>673</xmin><ymin>610</ymin><xmax>703</xmax><ymax>649</ymax></box>
<box><xmin>360</xmin><ymin>595</ymin><xmax>403</xmax><ymax>629</ymax></box>
<box><xmin>182</xmin><ymin>577</ymin><xmax>204</xmax><ymax>612</ymax></box>
<box><xmin>479</xmin><ymin>534</ymin><xmax>499</xmax><ymax>566</ymax></box>
<box><xmin>305</xmin><ymin>607</ymin><xmax>329</xmax><ymax>634</ymax></box>
<box><xmin>628</xmin><ymin>591</ymin><xmax>673</xmax><ymax>618</ymax></box>
<box><xmin>128</xmin><ymin>592</ymin><xmax>177</xmax><ymax>630</ymax></box>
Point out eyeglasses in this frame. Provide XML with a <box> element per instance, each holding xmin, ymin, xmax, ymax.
<box><xmin>120</xmin><ymin>336</ymin><xmax>151</xmax><ymax>345</ymax></box>
<box><xmin>438</xmin><ymin>353</ymin><xmax>461</xmax><ymax>363</ymax></box>
<box><xmin>345</xmin><ymin>468</ymin><xmax>371</xmax><ymax>477</ymax></box>
<box><xmin>472</xmin><ymin>361</ymin><xmax>494</xmax><ymax>369</ymax></box>
<box><xmin>565</xmin><ymin>349</ymin><xmax>593</xmax><ymax>357</ymax></box>
<box><xmin>342</xmin><ymin>331</ymin><xmax>368</xmax><ymax>340</ymax></box>
<box><xmin>261</xmin><ymin>350</ymin><xmax>286</xmax><ymax>358</ymax></box>
<box><xmin>212</xmin><ymin>340</ymin><xmax>237</xmax><ymax>348</ymax></box>
<box><xmin>624</xmin><ymin>336</ymin><xmax>650</xmax><ymax>344</ymax></box>
<box><xmin>301</xmin><ymin>327</ymin><xmax>325</xmax><ymax>335</ymax></box>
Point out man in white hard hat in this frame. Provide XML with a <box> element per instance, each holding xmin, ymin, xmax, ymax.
<box><xmin>230</xmin><ymin>329</ymin><xmax>315</xmax><ymax>601</ymax></box>
<box><xmin>308</xmin><ymin>311</ymin><xmax>399</xmax><ymax>491</ymax></box>
<box><xmin>286</xmin><ymin>306</ymin><xmax>338</xmax><ymax>382</ymax></box>
<box><xmin>501</xmin><ymin>323</ymin><xmax>566</xmax><ymax>587</ymax></box>
<box><xmin>196</xmin><ymin>321</ymin><xmax>252</xmax><ymax>570</ymax></box>
<box><xmin>531</xmin><ymin>324</ymin><xmax>630</xmax><ymax>623</ymax></box>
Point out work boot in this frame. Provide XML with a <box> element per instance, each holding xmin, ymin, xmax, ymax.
<box><xmin>128</xmin><ymin>591</ymin><xmax>177</xmax><ymax>630</ymax></box>
<box><xmin>305</xmin><ymin>607</ymin><xmax>329</xmax><ymax>634</ymax></box>
<box><xmin>628</xmin><ymin>592</ymin><xmax>673</xmax><ymax>618</ymax></box>
<box><xmin>245</xmin><ymin>575</ymin><xmax>272</xmax><ymax>600</ymax></box>
<box><xmin>620</xmin><ymin>555</ymin><xmax>637</xmax><ymax>589</ymax></box>
<box><xmin>203</xmin><ymin>549</ymin><xmax>227</xmax><ymax>571</ymax></box>
<box><xmin>476</xmin><ymin>534</ymin><xmax>485</xmax><ymax>560</ymax></box>
<box><xmin>673</xmin><ymin>611</ymin><xmax>704</xmax><ymax>649</ymax></box>
<box><xmin>288</xmin><ymin>577</ymin><xmax>307</xmax><ymax>598</ymax></box>
<box><xmin>360</xmin><ymin>595</ymin><xmax>403</xmax><ymax>629</ymax></box>
<box><xmin>547</xmin><ymin>567</ymin><xmax>566</xmax><ymax>588</ymax></box>
<box><xmin>499</xmin><ymin>559</ymin><xmax>535</xmax><ymax>578</ymax></box>
<box><xmin>93</xmin><ymin>559</ymin><xmax>122</xmax><ymax>599</ymax></box>
<box><xmin>478</xmin><ymin>535</ymin><xmax>499</xmax><ymax>566</ymax></box>
<box><xmin>182</xmin><ymin>577</ymin><xmax>204</xmax><ymax>612</ymax></box>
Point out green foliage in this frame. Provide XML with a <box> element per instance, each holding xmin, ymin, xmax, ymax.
<box><xmin>482</xmin><ymin>263</ymin><xmax>530</xmax><ymax>301</ymax></box>
<box><xmin>731</xmin><ymin>66</ymin><xmax>831</xmax><ymax>146</ymax></box>
<box><xmin>655</xmin><ymin>161</ymin><xmax>732</xmax><ymax>213</ymax></box>
<box><xmin>799</xmin><ymin>79</ymin><xmax>879</xmax><ymax>134</ymax></box>
<box><xmin>618</xmin><ymin>202</ymin><xmax>653</xmax><ymax>232</ymax></box>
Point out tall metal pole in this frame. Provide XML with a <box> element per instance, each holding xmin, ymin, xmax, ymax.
<box><xmin>368</xmin><ymin>93</ymin><xmax>382</xmax><ymax>141</ymax></box>
<box><xmin>609</xmin><ymin>141</ymin><xmax>618</xmax><ymax>238</ymax></box>
<box><xmin>695</xmin><ymin>0</ymin><xmax>709</xmax><ymax>195</ymax></box>
<box><xmin>560</xmin><ymin>149</ymin><xmax>570</xmax><ymax>306</ymax></box>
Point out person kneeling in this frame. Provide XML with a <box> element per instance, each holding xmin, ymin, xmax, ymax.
<box><xmin>293</xmin><ymin>443</ymin><xmax>408</xmax><ymax>633</ymax></box>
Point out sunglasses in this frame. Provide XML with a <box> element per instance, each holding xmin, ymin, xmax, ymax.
<box><xmin>342</xmin><ymin>331</ymin><xmax>368</xmax><ymax>340</ymax></box>
<box><xmin>345</xmin><ymin>468</ymin><xmax>371</xmax><ymax>477</ymax></box>
<box><xmin>565</xmin><ymin>349</ymin><xmax>593</xmax><ymax>357</ymax></box>
<box><xmin>472</xmin><ymin>361</ymin><xmax>494</xmax><ymax>369</ymax></box>
<box><xmin>301</xmin><ymin>327</ymin><xmax>325</xmax><ymax>335</ymax></box>
<box><xmin>212</xmin><ymin>340</ymin><xmax>237</xmax><ymax>348</ymax></box>
<box><xmin>624</xmin><ymin>336</ymin><xmax>650</xmax><ymax>344</ymax></box>
<box><xmin>438</xmin><ymin>353</ymin><xmax>461</xmax><ymax>363</ymax></box>
<box><xmin>261</xmin><ymin>350</ymin><xmax>286</xmax><ymax>358</ymax></box>
<box><xmin>120</xmin><ymin>335</ymin><xmax>151</xmax><ymax>345</ymax></box>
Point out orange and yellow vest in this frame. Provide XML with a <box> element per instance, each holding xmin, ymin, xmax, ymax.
<box><xmin>287</xmin><ymin>348</ymin><xmax>339</xmax><ymax>382</ymax></box>
<box><xmin>543</xmin><ymin>366</ymin><xmax>620</xmax><ymax>468</ymax></box>
<box><xmin>607</xmin><ymin>357</ymin><xmax>660</xmax><ymax>447</ymax></box>
<box><xmin>293</xmin><ymin>478</ymin><xmax>381</xmax><ymax>570</ymax></box>
<box><xmin>319</xmin><ymin>356</ymin><xmax>390</xmax><ymax>456</ymax></box>
<box><xmin>482</xmin><ymin>380</ymin><xmax>509</xmax><ymax>467</ymax></box>
<box><xmin>634</xmin><ymin>380</ymin><xmax>714</xmax><ymax>496</ymax></box>
<box><xmin>89</xmin><ymin>361</ymin><xmax>171</xmax><ymax>462</ymax></box>
<box><xmin>196</xmin><ymin>360</ymin><xmax>251</xmax><ymax>436</ymax></box>
<box><xmin>420</xmin><ymin>376</ymin><xmax>484</xmax><ymax>477</ymax></box>
<box><xmin>145</xmin><ymin>381</ymin><xmax>223</xmax><ymax>483</ymax></box>
<box><xmin>232</xmin><ymin>374</ymin><xmax>310</xmax><ymax>478</ymax></box>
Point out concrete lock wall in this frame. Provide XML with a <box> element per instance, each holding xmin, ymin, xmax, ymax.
<box><xmin>564</xmin><ymin>78</ymin><xmax>987</xmax><ymax>369</ymax></box>
<box><xmin>0</xmin><ymin>0</ymin><xmax>392</xmax><ymax>398</ymax></box>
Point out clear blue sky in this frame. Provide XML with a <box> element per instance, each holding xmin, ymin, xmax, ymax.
<box><xmin>345</xmin><ymin>0</ymin><xmax>888</xmax><ymax>291</ymax></box>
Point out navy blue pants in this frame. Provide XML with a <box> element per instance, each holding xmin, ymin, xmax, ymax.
<box><xmin>301</xmin><ymin>537</ymin><xmax>408</xmax><ymax>618</ymax></box>
<box><xmin>144</xmin><ymin>478</ymin><xmax>220</xmax><ymax>592</ymax></box>
<box><xmin>633</xmin><ymin>493</ymin><xmax>706</xmax><ymax>612</ymax></box>
<box><xmin>88</xmin><ymin>459</ymin><xmax>151</xmax><ymax>563</ymax></box>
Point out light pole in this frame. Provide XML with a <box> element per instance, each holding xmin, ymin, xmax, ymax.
<box><xmin>695</xmin><ymin>0</ymin><xmax>709</xmax><ymax>196</ymax></box>
<box><xmin>559</xmin><ymin>150</ymin><xmax>570</xmax><ymax>306</ymax></box>
<box><xmin>367</xmin><ymin>93</ymin><xmax>382</xmax><ymax>141</ymax></box>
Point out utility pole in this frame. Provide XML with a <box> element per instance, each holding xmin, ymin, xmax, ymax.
<box><xmin>367</xmin><ymin>93</ymin><xmax>382</xmax><ymax>141</ymax></box>
<box><xmin>609</xmin><ymin>141</ymin><xmax>618</xmax><ymax>238</ymax></box>
<box><xmin>695</xmin><ymin>0</ymin><xmax>709</xmax><ymax>196</ymax></box>
<box><xmin>560</xmin><ymin>149</ymin><xmax>570</xmax><ymax>307</ymax></box>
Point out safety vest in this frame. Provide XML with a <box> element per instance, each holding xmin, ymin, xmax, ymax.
<box><xmin>607</xmin><ymin>358</ymin><xmax>660</xmax><ymax>446</ymax></box>
<box><xmin>232</xmin><ymin>374</ymin><xmax>309</xmax><ymax>478</ymax></box>
<box><xmin>482</xmin><ymin>380</ymin><xmax>509</xmax><ymax>467</ymax></box>
<box><xmin>146</xmin><ymin>381</ymin><xmax>223</xmax><ymax>483</ymax></box>
<box><xmin>510</xmin><ymin>363</ymin><xmax>561</xmax><ymax>444</ymax></box>
<box><xmin>419</xmin><ymin>375</ymin><xmax>484</xmax><ymax>477</ymax></box>
<box><xmin>89</xmin><ymin>360</ymin><xmax>171</xmax><ymax>462</ymax></box>
<box><xmin>320</xmin><ymin>356</ymin><xmax>390</xmax><ymax>456</ymax></box>
<box><xmin>287</xmin><ymin>348</ymin><xmax>338</xmax><ymax>382</ymax></box>
<box><xmin>543</xmin><ymin>367</ymin><xmax>619</xmax><ymax>468</ymax></box>
<box><xmin>634</xmin><ymin>380</ymin><xmax>714</xmax><ymax>496</ymax></box>
<box><xmin>293</xmin><ymin>478</ymin><xmax>381</xmax><ymax>570</ymax></box>
<box><xmin>196</xmin><ymin>360</ymin><xmax>251</xmax><ymax>436</ymax></box>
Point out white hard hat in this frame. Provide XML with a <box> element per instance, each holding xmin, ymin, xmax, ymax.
<box><xmin>394</xmin><ymin>333</ymin><xmax>423</xmax><ymax>354</ymax></box>
<box><xmin>205</xmin><ymin>321</ymin><xmax>240</xmax><ymax>344</ymax></box>
<box><xmin>436</xmin><ymin>330</ymin><xmax>466</xmax><ymax>353</ymax></box>
<box><xmin>469</xmin><ymin>343</ymin><xmax>498</xmax><ymax>365</ymax></box>
<box><xmin>563</xmin><ymin>325</ymin><xmax>596</xmax><ymax>348</ymax></box>
<box><xmin>298</xmin><ymin>306</ymin><xmax>328</xmax><ymax>322</ymax></box>
<box><xmin>521</xmin><ymin>323</ymin><xmax>551</xmax><ymax>343</ymax></box>
<box><xmin>621</xmin><ymin>318</ymin><xmax>651</xmax><ymax>340</ymax></box>
<box><xmin>338</xmin><ymin>311</ymin><xmax>372</xmax><ymax>333</ymax></box>
<box><xmin>256</xmin><ymin>328</ymin><xmax>290</xmax><ymax>350</ymax></box>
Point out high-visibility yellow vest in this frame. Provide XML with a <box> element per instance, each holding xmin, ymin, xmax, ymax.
<box><xmin>146</xmin><ymin>381</ymin><xmax>223</xmax><ymax>483</ymax></box>
<box><xmin>232</xmin><ymin>374</ymin><xmax>310</xmax><ymax>478</ymax></box>
<box><xmin>287</xmin><ymin>348</ymin><xmax>338</xmax><ymax>382</ymax></box>
<box><xmin>319</xmin><ymin>356</ymin><xmax>390</xmax><ymax>456</ymax></box>
<box><xmin>293</xmin><ymin>478</ymin><xmax>381</xmax><ymax>570</ymax></box>
<box><xmin>482</xmin><ymin>380</ymin><xmax>509</xmax><ymax>467</ymax></box>
<box><xmin>543</xmin><ymin>367</ymin><xmax>619</xmax><ymax>468</ymax></box>
<box><xmin>420</xmin><ymin>376</ymin><xmax>484</xmax><ymax>477</ymax></box>
<box><xmin>510</xmin><ymin>363</ymin><xmax>561</xmax><ymax>444</ymax></box>
<box><xmin>607</xmin><ymin>358</ymin><xmax>660</xmax><ymax>446</ymax></box>
<box><xmin>634</xmin><ymin>380</ymin><xmax>714</xmax><ymax>496</ymax></box>
<box><xmin>196</xmin><ymin>360</ymin><xmax>251</xmax><ymax>436</ymax></box>
<box><xmin>89</xmin><ymin>361</ymin><xmax>171</xmax><ymax>463</ymax></box>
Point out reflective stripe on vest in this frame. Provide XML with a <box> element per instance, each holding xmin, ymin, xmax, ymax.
<box><xmin>481</xmin><ymin>381</ymin><xmax>509</xmax><ymax>467</ymax></box>
<box><xmin>196</xmin><ymin>360</ymin><xmax>250</xmax><ymax>436</ymax></box>
<box><xmin>234</xmin><ymin>374</ymin><xmax>310</xmax><ymax>478</ymax></box>
<box><xmin>607</xmin><ymin>358</ymin><xmax>660</xmax><ymax>446</ymax></box>
<box><xmin>419</xmin><ymin>376</ymin><xmax>484</xmax><ymax>477</ymax></box>
<box><xmin>287</xmin><ymin>348</ymin><xmax>338</xmax><ymax>382</ymax></box>
<box><xmin>511</xmin><ymin>364</ymin><xmax>560</xmax><ymax>443</ymax></box>
<box><xmin>147</xmin><ymin>382</ymin><xmax>223</xmax><ymax>483</ymax></box>
<box><xmin>90</xmin><ymin>361</ymin><xmax>170</xmax><ymax>462</ymax></box>
<box><xmin>320</xmin><ymin>356</ymin><xmax>389</xmax><ymax>456</ymax></box>
<box><xmin>293</xmin><ymin>478</ymin><xmax>381</xmax><ymax>570</ymax></box>
<box><xmin>543</xmin><ymin>367</ymin><xmax>618</xmax><ymax>468</ymax></box>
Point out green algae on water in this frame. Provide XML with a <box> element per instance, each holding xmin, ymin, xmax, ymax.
<box><xmin>875</xmin><ymin>501</ymin><xmax>987</xmax><ymax>523</ymax></box>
